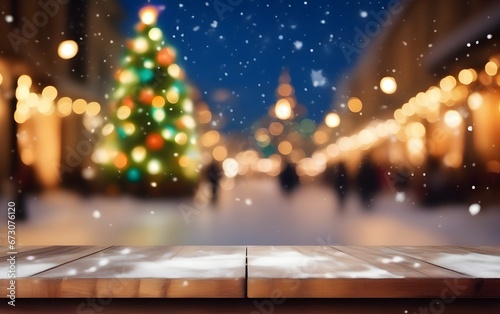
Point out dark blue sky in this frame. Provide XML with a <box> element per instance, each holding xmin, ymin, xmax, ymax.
<box><xmin>119</xmin><ymin>0</ymin><xmax>385</xmax><ymax>132</ymax></box>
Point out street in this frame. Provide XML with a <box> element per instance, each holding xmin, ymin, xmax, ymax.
<box><xmin>2</xmin><ymin>177</ymin><xmax>500</xmax><ymax>246</ymax></box>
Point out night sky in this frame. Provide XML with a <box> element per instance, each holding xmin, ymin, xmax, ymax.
<box><xmin>119</xmin><ymin>0</ymin><xmax>386</xmax><ymax>132</ymax></box>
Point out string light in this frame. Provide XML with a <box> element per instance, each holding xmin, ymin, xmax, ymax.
<box><xmin>139</xmin><ymin>6</ymin><xmax>158</xmax><ymax>25</ymax></box>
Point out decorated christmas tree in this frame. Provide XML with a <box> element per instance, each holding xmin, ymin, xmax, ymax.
<box><xmin>92</xmin><ymin>5</ymin><xmax>201</xmax><ymax>197</ymax></box>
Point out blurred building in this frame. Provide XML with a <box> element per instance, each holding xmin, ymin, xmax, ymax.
<box><xmin>321</xmin><ymin>0</ymin><xmax>500</xmax><ymax>168</ymax></box>
<box><xmin>0</xmin><ymin>0</ymin><xmax>122</xmax><ymax>193</ymax></box>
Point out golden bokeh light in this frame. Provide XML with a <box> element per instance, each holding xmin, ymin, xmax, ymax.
<box><xmin>325</xmin><ymin>112</ymin><xmax>340</xmax><ymax>128</ymax></box>
<box><xmin>380</xmin><ymin>76</ymin><xmax>397</xmax><ymax>94</ymax></box>
<box><xmin>347</xmin><ymin>97</ymin><xmax>363</xmax><ymax>113</ymax></box>
<box><xmin>278</xmin><ymin>141</ymin><xmax>293</xmax><ymax>155</ymax></box>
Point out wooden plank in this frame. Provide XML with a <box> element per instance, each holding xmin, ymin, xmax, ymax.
<box><xmin>334</xmin><ymin>246</ymin><xmax>469</xmax><ymax>278</ymax></box>
<box><xmin>386</xmin><ymin>246</ymin><xmax>500</xmax><ymax>278</ymax></box>
<box><xmin>247</xmin><ymin>246</ymin><xmax>500</xmax><ymax>298</ymax></box>
<box><xmin>12</xmin><ymin>246</ymin><xmax>246</xmax><ymax>298</ymax></box>
<box><xmin>0</xmin><ymin>246</ymin><xmax>109</xmax><ymax>278</ymax></box>
<box><xmin>0</xmin><ymin>246</ymin><xmax>52</xmax><ymax>258</ymax></box>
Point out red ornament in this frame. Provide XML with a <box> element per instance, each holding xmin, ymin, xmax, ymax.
<box><xmin>146</xmin><ymin>133</ymin><xmax>164</xmax><ymax>151</ymax></box>
<box><xmin>157</xmin><ymin>47</ymin><xmax>176</xmax><ymax>66</ymax></box>
<box><xmin>139</xmin><ymin>88</ymin><xmax>155</xmax><ymax>104</ymax></box>
<box><xmin>122</xmin><ymin>96</ymin><xmax>134</xmax><ymax>108</ymax></box>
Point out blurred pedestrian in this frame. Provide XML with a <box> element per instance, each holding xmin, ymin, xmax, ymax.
<box><xmin>330</xmin><ymin>162</ymin><xmax>349</xmax><ymax>207</ymax></box>
<box><xmin>356</xmin><ymin>155</ymin><xmax>380</xmax><ymax>208</ymax></box>
<box><xmin>278</xmin><ymin>162</ymin><xmax>300</xmax><ymax>194</ymax></box>
<box><xmin>206</xmin><ymin>161</ymin><xmax>222</xmax><ymax>202</ymax></box>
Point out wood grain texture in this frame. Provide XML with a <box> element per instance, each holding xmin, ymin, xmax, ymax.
<box><xmin>247</xmin><ymin>246</ymin><xmax>500</xmax><ymax>298</ymax></box>
<box><xmin>2</xmin><ymin>246</ymin><xmax>247</xmax><ymax>298</ymax></box>
<box><xmin>0</xmin><ymin>246</ymin><xmax>109</xmax><ymax>278</ymax></box>
<box><xmin>385</xmin><ymin>246</ymin><xmax>500</xmax><ymax>278</ymax></box>
<box><xmin>1</xmin><ymin>246</ymin><xmax>499</xmax><ymax>299</ymax></box>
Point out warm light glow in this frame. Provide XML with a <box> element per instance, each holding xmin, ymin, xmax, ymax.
<box><xmin>458</xmin><ymin>69</ymin><xmax>476</xmax><ymax>85</ymax></box>
<box><xmin>58</xmin><ymin>40</ymin><xmax>79</xmax><ymax>59</ymax></box>
<box><xmin>114</xmin><ymin>152</ymin><xmax>128</xmax><ymax>169</ymax></box>
<box><xmin>275</xmin><ymin>98</ymin><xmax>292</xmax><ymax>120</ymax></box>
<box><xmin>116</xmin><ymin>105</ymin><xmax>131</xmax><ymax>120</ymax></box>
<box><xmin>21</xmin><ymin>148</ymin><xmax>35</xmax><ymax>166</ymax></box>
<box><xmin>443</xmin><ymin>152</ymin><xmax>462</xmax><ymax>168</ymax></box>
<box><xmin>348</xmin><ymin>97</ymin><xmax>363</xmax><ymax>113</ymax></box>
<box><xmin>102</xmin><ymin>124</ymin><xmax>114</xmax><ymax>136</ymax></box>
<box><xmin>73</xmin><ymin>99</ymin><xmax>87</xmax><ymax>114</ymax></box>
<box><xmin>152</xmin><ymin>95</ymin><xmax>166</xmax><ymax>108</ymax></box>
<box><xmin>485</xmin><ymin>60</ymin><xmax>498</xmax><ymax>76</ymax></box>
<box><xmin>255</xmin><ymin>128</ymin><xmax>270</xmax><ymax>143</ymax></box>
<box><xmin>439</xmin><ymin>76</ymin><xmax>456</xmax><ymax>91</ymax></box>
<box><xmin>405</xmin><ymin>122</ymin><xmax>426</xmax><ymax>138</ymax></box>
<box><xmin>180</xmin><ymin>115</ymin><xmax>196</xmax><ymax>129</ymax></box>
<box><xmin>198</xmin><ymin>109</ymin><xmax>212</xmax><ymax>124</ymax></box>
<box><xmin>277</xmin><ymin>83</ymin><xmax>293</xmax><ymax>97</ymax></box>
<box><xmin>407</xmin><ymin>137</ymin><xmax>424</xmax><ymax>153</ymax></box>
<box><xmin>394</xmin><ymin>109</ymin><xmax>407</xmax><ymax>124</ymax></box>
<box><xmin>122</xmin><ymin>122</ymin><xmax>136</xmax><ymax>135</ymax></box>
<box><xmin>326</xmin><ymin>143</ymin><xmax>339</xmax><ymax>157</ymax></box>
<box><xmin>380</xmin><ymin>77</ymin><xmax>397</xmax><ymax>94</ymax></box>
<box><xmin>174</xmin><ymin>132</ymin><xmax>188</xmax><ymax>145</ymax></box>
<box><xmin>131</xmin><ymin>146</ymin><xmax>147</xmax><ymax>162</ymax></box>
<box><xmin>178</xmin><ymin>155</ymin><xmax>190</xmax><ymax>168</ymax></box>
<box><xmin>467</xmin><ymin>92</ymin><xmax>483</xmax><ymax>110</ymax></box>
<box><xmin>325</xmin><ymin>112</ymin><xmax>340</xmax><ymax>128</ymax></box>
<box><xmin>269</xmin><ymin>122</ymin><xmax>284</xmax><ymax>136</ymax></box>
<box><xmin>37</xmin><ymin>99</ymin><xmax>53</xmax><ymax>114</ymax></box>
<box><xmin>444</xmin><ymin>110</ymin><xmax>462</xmax><ymax>128</ymax></box>
<box><xmin>201</xmin><ymin>130</ymin><xmax>220</xmax><ymax>147</ymax></box>
<box><xmin>15</xmin><ymin>86</ymin><xmax>30</xmax><ymax>100</ymax></box>
<box><xmin>17</xmin><ymin>75</ymin><xmax>32</xmax><ymax>87</ymax></box>
<box><xmin>168</xmin><ymin>64</ymin><xmax>181</xmax><ymax>79</ymax></box>
<box><xmin>166</xmin><ymin>88</ymin><xmax>179</xmax><ymax>104</ymax></box>
<box><xmin>139</xmin><ymin>6</ymin><xmax>158</xmax><ymax>25</ymax></box>
<box><xmin>119</xmin><ymin>70</ymin><xmax>136</xmax><ymax>84</ymax></box>
<box><xmin>152</xmin><ymin>108</ymin><xmax>166</xmax><ymax>122</ymax></box>
<box><xmin>358</xmin><ymin>129</ymin><xmax>376</xmax><ymax>146</ymax></box>
<box><xmin>42</xmin><ymin>86</ymin><xmax>58</xmax><ymax>100</ymax></box>
<box><xmin>212</xmin><ymin>145</ymin><xmax>228</xmax><ymax>161</ymax></box>
<box><xmin>147</xmin><ymin>159</ymin><xmax>162</xmax><ymax>174</ymax></box>
<box><xmin>223</xmin><ymin>158</ymin><xmax>239</xmax><ymax>178</ymax></box>
<box><xmin>183</xmin><ymin>99</ymin><xmax>194</xmax><ymax>112</ymax></box>
<box><xmin>85</xmin><ymin>102</ymin><xmax>101</xmax><ymax>116</ymax></box>
<box><xmin>338</xmin><ymin>137</ymin><xmax>353</xmax><ymax>151</ymax></box>
<box><xmin>313</xmin><ymin>130</ymin><xmax>328</xmax><ymax>145</ymax></box>
<box><xmin>278</xmin><ymin>141</ymin><xmax>293</xmax><ymax>155</ymax></box>
<box><xmin>57</xmin><ymin>97</ymin><xmax>72</xmax><ymax>117</ymax></box>
<box><xmin>148</xmin><ymin>28</ymin><xmax>163</xmax><ymax>41</ymax></box>
<box><xmin>134</xmin><ymin>37</ymin><xmax>149</xmax><ymax>54</ymax></box>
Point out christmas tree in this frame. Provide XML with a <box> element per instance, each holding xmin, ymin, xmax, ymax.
<box><xmin>92</xmin><ymin>5</ymin><xmax>201</xmax><ymax>197</ymax></box>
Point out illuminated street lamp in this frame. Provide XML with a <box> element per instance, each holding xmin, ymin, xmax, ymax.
<box><xmin>57</xmin><ymin>40</ymin><xmax>78</xmax><ymax>60</ymax></box>
<box><xmin>325</xmin><ymin>112</ymin><xmax>340</xmax><ymax>128</ymax></box>
<box><xmin>275</xmin><ymin>98</ymin><xmax>292</xmax><ymax>120</ymax></box>
<box><xmin>380</xmin><ymin>76</ymin><xmax>397</xmax><ymax>94</ymax></box>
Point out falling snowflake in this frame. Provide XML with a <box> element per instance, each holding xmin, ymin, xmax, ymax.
<box><xmin>469</xmin><ymin>203</ymin><xmax>481</xmax><ymax>216</ymax></box>
<box><xmin>211</xmin><ymin>20</ymin><xmax>218</xmax><ymax>28</ymax></box>
<box><xmin>245</xmin><ymin>198</ymin><xmax>252</xmax><ymax>205</ymax></box>
<box><xmin>311</xmin><ymin>69</ymin><xmax>327</xmax><ymax>87</ymax></box>
<box><xmin>395</xmin><ymin>192</ymin><xmax>406</xmax><ymax>203</ymax></box>
<box><xmin>293</xmin><ymin>40</ymin><xmax>303</xmax><ymax>50</ymax></box>
<box><xmin>5</xmin><ymin>15</ymin><xmax>13</xmax><ymax>23</ymax></box>
<box><xmin>360</xmin><ymin>11</ymin><xmax>368</xmax><ymax>18</ymax></box>
<box><xmin>92</xmin><ymin>210</ymin><xmax>101</xmax><ymax>219</ymax></box>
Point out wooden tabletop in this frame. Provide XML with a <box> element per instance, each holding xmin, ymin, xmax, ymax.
<box><xmin>1</xmin><ymin>246</ymin><xmax>499</xmax><ymax>298</ymax></box>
